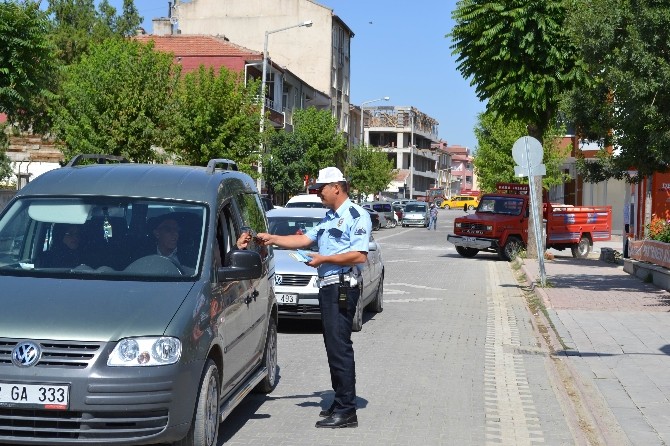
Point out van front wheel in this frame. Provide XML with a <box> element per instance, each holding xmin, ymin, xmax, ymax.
<box><xmin>174</xmin><ymin>360</ymin><xmax>219</xmax><ymax>446</ymax></box>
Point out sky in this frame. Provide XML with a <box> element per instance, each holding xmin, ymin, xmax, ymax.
<box><xmin>107</xmin><ymin>0</ymin><xmax>486</xmax><ymax>151</ymax></box>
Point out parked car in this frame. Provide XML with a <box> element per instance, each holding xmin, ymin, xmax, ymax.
<box><xmin>285</xmin><ymin>194</ymin><xmax>325</xmax><ymax>208</ymax></box>
<box><xmin>266</xmin><ymin>207</ymin><xmax>384</xmax><ymax>331</ymax></box>
<box><xmin>362</xmin><ymin>201</ymin><xmax>397</xmax><ymax>228</ymax></box>
<box><xmin>0</xmin><ymin>155</ymin><xmax>277</xmax><ymax>446</ymax></box>
<box><xmin>366</xmin><ymin>208</ymin><xmax>387</xmax><ymax>230</ymax></box>
<box><xmin>441</xmin><ymin>195</ymin><xmax>480</xmax><ymax>210</ymax></box>
<box><xmin>402</xmin><ymin>202</ymin><xmax>430</xmax><ymax>227</ymax></box>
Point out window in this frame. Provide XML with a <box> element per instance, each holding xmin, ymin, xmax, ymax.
<box><xmin>234</xmin><ymin>193</ymin><xmax>269</xmax><ymax>258</ymax></box>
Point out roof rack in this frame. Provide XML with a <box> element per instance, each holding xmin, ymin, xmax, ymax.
<box><xmin>206</xmin><ymin>159</ymin><xmax>238</xmax><ymax>174</ymax></box>
<box><xmin>66</xmin><ymin>154</ymin><xmax>130</xmax><ymax>167</ymax></box>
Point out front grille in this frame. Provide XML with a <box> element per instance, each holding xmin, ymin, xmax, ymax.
<box><xmin>279</xmin><ymin>304</ymin><xmax>320</xmax><ymax>314</ymax></box>
<box><xmin>0</xmin><ymin>339</ymin><xmax>101</xmax><ymax>368</ymax></box>
<box><xmin>276</xmin><ymin>274</ymin><xmax>312</xmax><ymax>286</ymax></box>
<box><xmin>461</xmin><ymin>222</ymin><xmax>487</xmax><ymax>231</ymax></box>
<box><xmin>0</xmin><ymin>408</ymin><xmax>168</xmax><ymax>441</ymax></box>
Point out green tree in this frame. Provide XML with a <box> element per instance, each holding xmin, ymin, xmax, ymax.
<box><xmin>473</xmin><ymin>111</ymin><xmax>570</xmax><ymax>192</ymax></box>
<box><xmin>263</xmin><ymin>129</ymin><xmax>309</xmax><ymax>199</ymax></box>
<box><xmin>0</xmin><ymin>124</ymin><xmax>14</xmax><ymax>185</ymax></box>
<box><xmin>263</xmin><ymin>108</ymin><xmax>346</xmax><ymax>198</ymax></box>
<box><xmin>0</xmin><ymin>1</ymin><xmax>58</xmax><ymax>131</ymax></box>
<box><xmin>346</xmin><ymin>145</ymin><xmax>396</xmax><ymax>201</ymax></box>
<box><xmin>450</xmin><ymin>0</ymin><xmax>583</xmax><ymax>257</ymax></box>
<box><xmin>562</xmin><ymin>0</ymin><xmax>670</xmax><ymax>180</ymax></box>
<box><xmin>166</xmin><ymin>65</ymin><xmax>261</xmax><ymax>172</ymax></box>
<box><xmin>47</xmin><ymin>0</ymin><xmax>142</xmax><ymax>65</ymax></box>
<box><xmin>450</xmin><ymin>0</ymin><xmax>582</xmax><ymax>139</ymax></box>
<box><xmin>50</xmin><ymin>39</ymin><xmax>179</xmax><ymax>162</ymax></box>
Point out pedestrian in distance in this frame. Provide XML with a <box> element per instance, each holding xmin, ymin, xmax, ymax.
<box><xmin>256</xmin><ymin>166</ymin><xmax>371</xmax><ymax>429</ymax></box>
<box><xmin>428</xmin><ymin>203</ymin><xmax>438</xmax><ymax>230</ymax></box>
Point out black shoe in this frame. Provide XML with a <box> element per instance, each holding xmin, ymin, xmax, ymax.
<box><xmin>315</xmin><ymin>413</ymin><xmax>358</xmax><ymax>428</ymax></box>
<box><xmin>319</xmin><ymin>405</ymin><xmax>335</xmax><ymax>418</ymax></box>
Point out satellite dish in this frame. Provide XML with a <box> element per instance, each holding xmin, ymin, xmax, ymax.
<box><xmin>169</xmin><ymin>16</ymin><xmax>178</xmax><ymax>25</ymax></box>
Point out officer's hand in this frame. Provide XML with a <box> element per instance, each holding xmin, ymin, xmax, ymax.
<box><xmin>255</xmin><ymin>232</ymin><xmax>272</xmax><ymax>246</ymax></box>
<box><xmin>305</xmin><ymin>252</ymin><xmax>324</xmax><ymax>267</ymax></box>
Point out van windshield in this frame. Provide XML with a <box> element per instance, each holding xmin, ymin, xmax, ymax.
<box><xmin>0</xmin><ymin>197</ymin><xmax>207</xmax><ymax>280</ymax></box>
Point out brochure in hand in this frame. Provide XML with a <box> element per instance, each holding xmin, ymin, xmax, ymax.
<box><xmin>289</xmin><ymin>250</ymin><xmax>313</xmax><ymax>263</ymax></box>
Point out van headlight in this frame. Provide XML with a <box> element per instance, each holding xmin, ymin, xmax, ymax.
<box><xmin>108</xmin><ymin>337</ymin><xmax>182</xmax><ymax>366</ymax></box>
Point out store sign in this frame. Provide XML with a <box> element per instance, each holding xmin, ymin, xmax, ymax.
<box><xmin>629</xmin><ymin>239</ymin><xmax>670</xmax><ymax>269</ymax></box>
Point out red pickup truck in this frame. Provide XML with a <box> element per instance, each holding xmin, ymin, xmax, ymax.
<box><xmin>447</xmin><ymin>183</ymin><xmax>612</xmax><ymax>260</ymax></box>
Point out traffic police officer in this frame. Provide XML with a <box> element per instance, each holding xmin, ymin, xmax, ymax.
<box><xmin>257</xmin><ymin>166</ymin><xmax>371</xmax><ymax>428</ymax></box>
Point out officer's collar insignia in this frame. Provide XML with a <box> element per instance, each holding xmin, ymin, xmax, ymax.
<box><xmin>354</xmin><ymin>227</ymin><xmax>366</xmax><ymax>235</ymax></box>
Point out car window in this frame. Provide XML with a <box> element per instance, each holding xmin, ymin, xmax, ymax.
<box><xmin>268</xmin><ymin>216</ymin><xmax>322</xmax><ymax>244</ymax></box>
<box><xmin>234</xmin><ymin>193</ymin><xmax>269</xmax><ymax>258</ymax></box>
<box><xmin>0</xmin><ymin>197</ymin><xmax>207</xmax><ymax>280</ymax></box>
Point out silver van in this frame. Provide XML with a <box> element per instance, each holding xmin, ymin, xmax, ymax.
<box><xmin>362</xmin><ymin>201</ymin><xmax>397</xmax><ymax>228</ymax></box>
<box><xmin>0</xmin><ymin>155</ymin><xmax>277</xmax><ymax>446</ymax></box>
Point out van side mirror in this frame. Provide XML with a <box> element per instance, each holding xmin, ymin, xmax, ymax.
<box><xmin>218</xmin><ymin>250</ymin><xmax>263</xmax><ymax>281</ymax></box>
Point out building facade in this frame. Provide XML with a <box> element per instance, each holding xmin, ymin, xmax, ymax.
<box><xmin>169</xmin><ymin>0</ymin><xmax>353</xmax><ymax>138</ymax></box>
<box><xmin>135</xmin><ymin>34</ymin><xmax>329</xmax><ymax>131</ymax></box>
<box><xmin>363</xmin><ymin>105</ymin><xmax>440</xmax><ymax>199</ymax></box>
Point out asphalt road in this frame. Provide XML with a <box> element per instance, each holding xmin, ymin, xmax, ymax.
<box><xmin>214</xmin><ymin>209</ymin><xmax>579</xmax><ymax>446</ymax></box>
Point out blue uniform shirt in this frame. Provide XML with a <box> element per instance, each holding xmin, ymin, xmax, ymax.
<box><xmin>305</xmin><ymin>198</ymin><xmax>372</xmax><ymax>277</ymax></box>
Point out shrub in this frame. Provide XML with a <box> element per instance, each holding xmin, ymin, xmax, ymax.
<box><xmin>647</xmin><ymin>211</ymin><xmax>670</xmax><ymax>243</ymax></box>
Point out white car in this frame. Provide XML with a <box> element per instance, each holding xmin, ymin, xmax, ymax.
<box><xmin>267</xmin><ymin>207</ymin><xmax>384</xmax><ymax>332</ymax></box>
<box><xmin>284</xmin><ymin>194</ymin><xmax>325</xmax><ymax>208</ymax></box>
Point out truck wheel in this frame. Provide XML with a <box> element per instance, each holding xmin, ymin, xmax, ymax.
<box><xmin>352</xmin><ymin>289</ymin><xmax>364</xmax><ymax>332</ymax></box>
<box><xmin>499</xmin><ymin>236</ymin><xmax>522</xmax><ymax>261</ymax></box>
<box><xmin>254</xmin><ymin>317</ymin><xmax>278</xmax><ymax>393</ymax></box>
<box><xmin>571</xmin><ymin>236</ymin><xmax>591</xmax><ymax>258</ymax></box>
<box><xmin>174</xmin><ymin>360</ymin><xmax>219</xmax><ymax>446</ymax></box>
<box><xmin>456</xmin><ymin>246</ymin><xmax>479</xmax><ymax>258</ymax></box>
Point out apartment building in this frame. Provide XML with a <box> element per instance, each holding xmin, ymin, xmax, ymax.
<box><xmin>135</xmin><ymin>33</ymin><xmax>329</xmax><ymax>131</ymax></box>
<box><xmin>363</xmin><ymin>105</ymin><xmax>440</xmax><ymax>199</ymax></box>
<box><xmin>169</xmin><ymin>0</ymin><xmax>353</xmax><ymax>138</ymax></box>
<box><xmin>446</xmin><ymin>144</ymin><xmax>476</xmax><ymax>195</ymax></box>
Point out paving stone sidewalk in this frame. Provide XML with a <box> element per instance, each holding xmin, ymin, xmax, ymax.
<box><xmin>521</xmin><ymin>238</ymin><xmax>670</xmax><ymax>446</ymax></box>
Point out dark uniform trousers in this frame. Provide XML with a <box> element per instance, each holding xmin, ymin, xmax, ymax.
<box><xmin>318</xmin><ymin>282</ymin><xmax>359</xmax><ymax>415</ymax></box>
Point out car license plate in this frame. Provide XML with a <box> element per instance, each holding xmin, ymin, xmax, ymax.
<box><xmin>0</xmin><ymin>382</ymin><xmax>69</xmax><ymax>410</ymax></box>
<box><xmin>277</xmin><ymin>294</ymin><xmax>298</xmax><ymax>304</ymax></box>
<box><xmin>464</xmin><ymin>237</ymin><xmax>477</xmax><ymax>242</ymax></box>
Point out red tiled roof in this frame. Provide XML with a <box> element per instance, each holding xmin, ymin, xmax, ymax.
<box><xmin>134</xmin><ymin>35</ymin><xmax>262</xmax><ymax>60</ymax></box>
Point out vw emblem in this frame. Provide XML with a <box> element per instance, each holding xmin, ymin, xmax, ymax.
<box><xmin>275</xmin><ymin>275</ymin><xmax>283</xmax><ymax>285</ymax></box>
<box><xmin>12</xmin><ymin>341</ymin><xmax>41</xmax><ymax>367</ymax></box>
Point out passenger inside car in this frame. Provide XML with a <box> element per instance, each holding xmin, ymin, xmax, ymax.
<box><xmin>39</xmin><ymin>224</ymin><xmax>85</xmax><ymax>268</ymax></box>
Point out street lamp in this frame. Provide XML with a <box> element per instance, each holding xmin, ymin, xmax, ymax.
<box><xmin>359</xmin><ymin>96</ymin><xmax>390</xmax><ymax>146</ymax></box>
<box><xmin>258</xmin><ymin>20</ymin><xmax>313</xmax><ymax>191</ymax></box>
